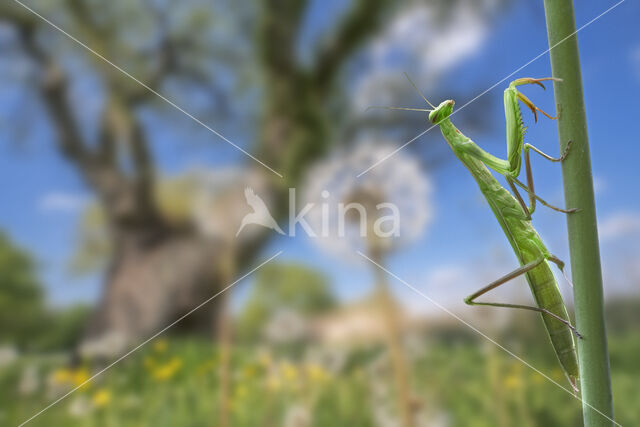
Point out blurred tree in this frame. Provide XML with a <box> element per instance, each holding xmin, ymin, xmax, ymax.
<box><xmin>237</xmin><ymin>263</ymin><xmax>335</xmax><ymax>342</ymax></box>
<box><xmin>0</xmin><ymin>231</ymin><xmax>92</xmax><ymax>351</ymax></box>
<box><xmin>0</xmin><ymin>232</ymin><xmax>45</xmax><ymax>348</ymax></box>
<box><xmin>0</xmin><ymin>0</ymin><xmax>395</xmax><ymax>344</ymax></box>
<box><xmin>35</xmin><ymin>304</ymin><xmax>92</xmax><ymax>351</ymax></box>
<box><xmin>0</xmin><ymin>0</ymin><xmax>504</xmax><ymax>346</ymax></box>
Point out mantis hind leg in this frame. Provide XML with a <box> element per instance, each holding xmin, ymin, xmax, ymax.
<box><xmin>464</xmin><ymin>258</ymin><xmax>582</xmax><ymax>339</ymax></box>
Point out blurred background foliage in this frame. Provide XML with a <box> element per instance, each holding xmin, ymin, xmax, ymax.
<box><xmin>0</xmin><ymin>232</ymin><xmax>91</xmax><ymax>352</ymax></box>
<box><xmin>236</xmin><ymin>263</ymin><xmax>335</xmax><ymax>343</ymax></box>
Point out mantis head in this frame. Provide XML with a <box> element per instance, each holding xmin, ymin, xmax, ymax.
<box><xmin>428</xmin><ymin>100</ymin><xmax>455</xmax><ymax>124</ymax></box>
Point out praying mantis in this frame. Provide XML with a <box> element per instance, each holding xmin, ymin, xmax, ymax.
<box><xmin>380</xmin><ymin>75</ymin><xmax>581</xmax><ymax>391</ymax></box>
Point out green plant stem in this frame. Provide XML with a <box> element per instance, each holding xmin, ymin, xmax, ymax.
<box><xmin>369</xmin><ymin>239</ymin><xmax>413</xmax><ymax>427</ymax></box>
<box><xmin>542</xmin><ymin>1</ymin><xmax>614</xmax><ymax>425</ymax></box>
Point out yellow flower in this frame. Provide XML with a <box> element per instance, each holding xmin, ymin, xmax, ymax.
<box><xmin>92</xmin><ymin>389</ymin><xmax>111</xmax><ymax>408</ymax></box>
<box><xmin>52</xmin><ymin>367</ymin><xmax>90</xmax><ymax>389</ymax></box>
<box><xmin>504</xmin><ymin>374</ymin><xmax>521</xmax><ymax>390</ymax></box>
<box><xmin>282</xmin><ymin>362</ymin><xmax>298</xmax><ymax>382</ymax></box>
<box><xmin>196</xmin><ymin>360</ymin><xmax>215</xmax><ymax>375</ymax></box>
<box><xmin>72</xmin><ymin>368</ymin><xmax>91</xmax><ymax>388</ymax></box>
<box><xmin>531</xmin><ymin>373</ymin><xmax>544</xmax><ymax>384</ymax></box>
<box><xmin>52</xmin><ymin>368</ymin><xmax>72</xmax><ymax>385</ymax></box>
<box><xmin>152</xmin><ymin>357</ymin><xmax>183</xmax><ymax>381</ymax></box>
<box><xmin>242</xmin><ymin>364</ymin><xmax>257</xmax><ymax>379</ymax></box>
<box><xmin>258</xmin><ymin>352</ymin><xmax>272</xmax><ymax>367</ymax></box>
<box><xmin>153</xmin><ymin>339</ymin><xmax>169</xmax><ymax>353</ymax></box>
<box><xmin>266</xmin><ymin>376</ymin><xmax>281</xmax><ymax>391</ymax></box>
<box><xmin>144</xmin><ymin>356</ymin><xmax>155</xmax><ymax>370</ymax></box>
<box><xmin>306</xmin><ymin>363</ymin><xmax>329</xmax><ymax>383</ymax></box>
<box><xmin>234</xmin><ymin>385</ymin><xmax>248</xmax><ymax>400</ymax></box>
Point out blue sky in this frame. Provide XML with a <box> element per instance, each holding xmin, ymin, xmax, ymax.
<box><xmin>0</xmin><ymin>0</ymin><xmax>639</xmax><ymax>311</ymax></box>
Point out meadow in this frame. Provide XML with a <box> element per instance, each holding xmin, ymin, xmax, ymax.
<box><xmin>3</xmin><ymin>299</ymin><xmax>638</xmax><ymax>427</ymax></box>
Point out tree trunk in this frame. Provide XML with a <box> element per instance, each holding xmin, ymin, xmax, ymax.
<box><xmin>85</xmin><ymin>229</ymin><xmax>222</xmax><ymax>346</ymax></box>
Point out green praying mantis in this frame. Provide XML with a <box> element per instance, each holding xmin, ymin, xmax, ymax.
<box><xmin>377</xmin><ymin>75</ymin><xmax>581</xmax><ymax>392</ymax></box>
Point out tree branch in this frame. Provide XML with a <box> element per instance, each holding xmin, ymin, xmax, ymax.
<box><xmin>16</xmin><ymin>25</ymin><xmax>92</xmax><ymax>168</ymax></box>
<box><xmin>313</xmin><ymin>0</ymin><xmax>391</xmax><ymax>93</ymax></box>
<box><xmin>258</xmin><ymin>0</ymin><xmax>306</xmax><ymax>77</ymax></box>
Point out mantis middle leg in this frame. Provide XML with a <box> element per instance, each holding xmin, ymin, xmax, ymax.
<box><xmin>514</xmin><ymin>140</ymin><xmax>575</xmax><ymax>215</ymax></box>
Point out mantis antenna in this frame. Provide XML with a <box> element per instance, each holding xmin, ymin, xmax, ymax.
<box><xmin>365</xmin><ymin>72</ymin><xmax>436</xmax><ymax>113</ymax></box>
<box><xmin>403</xmin><ymin>72</ymin><xmax>436</xmax><ymax>109</ymax></box>
<box><xmin>366</xmin><ymin>106</ymin><xmax>432</xmax><ymax>112</ymax></box>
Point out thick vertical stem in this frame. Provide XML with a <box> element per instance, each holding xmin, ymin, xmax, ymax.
<box><xmin>217</xmin><ymin>250</ymin><xmax>235</xmax><ymax>427</ymax></box>
<box><xmin>542</xmin><ymin>1</ymin><xmax>613</xmax><ymax>425</ymax></box>
<box><xmin>369</xmin><ymin>243</ymin><xmax>413</xmax><ymax>427</ymax></box>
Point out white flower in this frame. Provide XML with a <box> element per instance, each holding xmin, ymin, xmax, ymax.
<box><xmin>0</xmin><ymin>346</ymin><xmax>18</xmax><ymax>368</ymax></box>
<box><xmin>304</xmin><ymin>346</ymin><xmax>347</xmax><ymax>375</ymax></box>
<box><xmin>302</xmin><ymin>140</ymin><xmax>432</xmax><ymax>259</ymax></box>
<box><xmin>372</xmin><ymin>405</ymin><xmax>400</xmax><ymax>427</ymax></box>
<box><xmin>79</xmin><ymin>330</ymin><xmax>128</xmax><ymax>359</ymax></box>
<box><xmin>283</xmin><ymin>404</ymin><xmax>311</xmax><ymax>427</ymax></box>
<box><xmin>416</xmin><ymin>411</ymin><xmax>450</xmax><ymax>427</ymax></box>
<box><xmin>68</xmin><ymin>395</ymin><xmax>93</xmax><ymax>418</ymax></box>
<box><xmin>18</xmin><ymin>365</ymin><xmax>39</xmax><ymax>396</ymax></box>
<box><xmin>263</xmin><ymin>309</ymin><xmax>308</xmax><ymax>344</ymax></box>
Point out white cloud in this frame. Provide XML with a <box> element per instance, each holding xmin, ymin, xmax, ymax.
<box><xmin>39</xmin><ymin>192</ymin><xmax>87</xmax><ymax>213</ymax></box>
<box><xmin>400</xmin><ymin>259</ymin><xmax>532</xmax><ymax>324</ymax></box>
<box><xmin>426</xmin><ymin>265</ymin><xmax>467</xmax><ymax>288</ymax></box>
<box><xmin>355</xmin><ymin>2</ymin><xmax>491</xmax><ymax>111</ymax></box>
<box><xmin>401</xmin><ymin>264</ymin><xmax>470</xmax><ymax>317</ymax></box>
<box><xmin>599</xmin><ymin>211</ymin><xmax>640</xmax><ymax>240</ymax></box>
<box><xmin>374</xmin><ymin>3</ymin><xmax>488</xmax><ymax>74</ymax></box>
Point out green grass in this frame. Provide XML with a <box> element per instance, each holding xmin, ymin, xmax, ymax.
<box><xmin>2</xmin><ymin>324</ymin><xmax>638</xmax><ymax>427</ymax></box>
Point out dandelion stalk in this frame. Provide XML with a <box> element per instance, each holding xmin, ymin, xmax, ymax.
<box><xmin>542</xmin><ymin>1</ymin><xmax>614</xmax><ymax>425</ymax></box>
<box><xmin>369</xmin><ymin>237</ymin><xmax>414</xmax><ymax>427</ymax></box>
<box><xmin>217</xmin><ymin>250</ymin><xmax>236</xmax><ymax>427</ymax></box>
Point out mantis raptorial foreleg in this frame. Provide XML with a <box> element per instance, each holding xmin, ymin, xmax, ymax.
<box><xmin>506</xmin><ymin>178</ymin><xmax>532</xmax><ymax>217</ymax></box>
<box><xmin>464</xmin><ymin>258</ymin><xmax>582</xmax><ymax>338</ymax></box>
<box><xmin>456</xmin><ymin>77</ymin><xmax>578</xmax><ymax>217</ymax></box>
